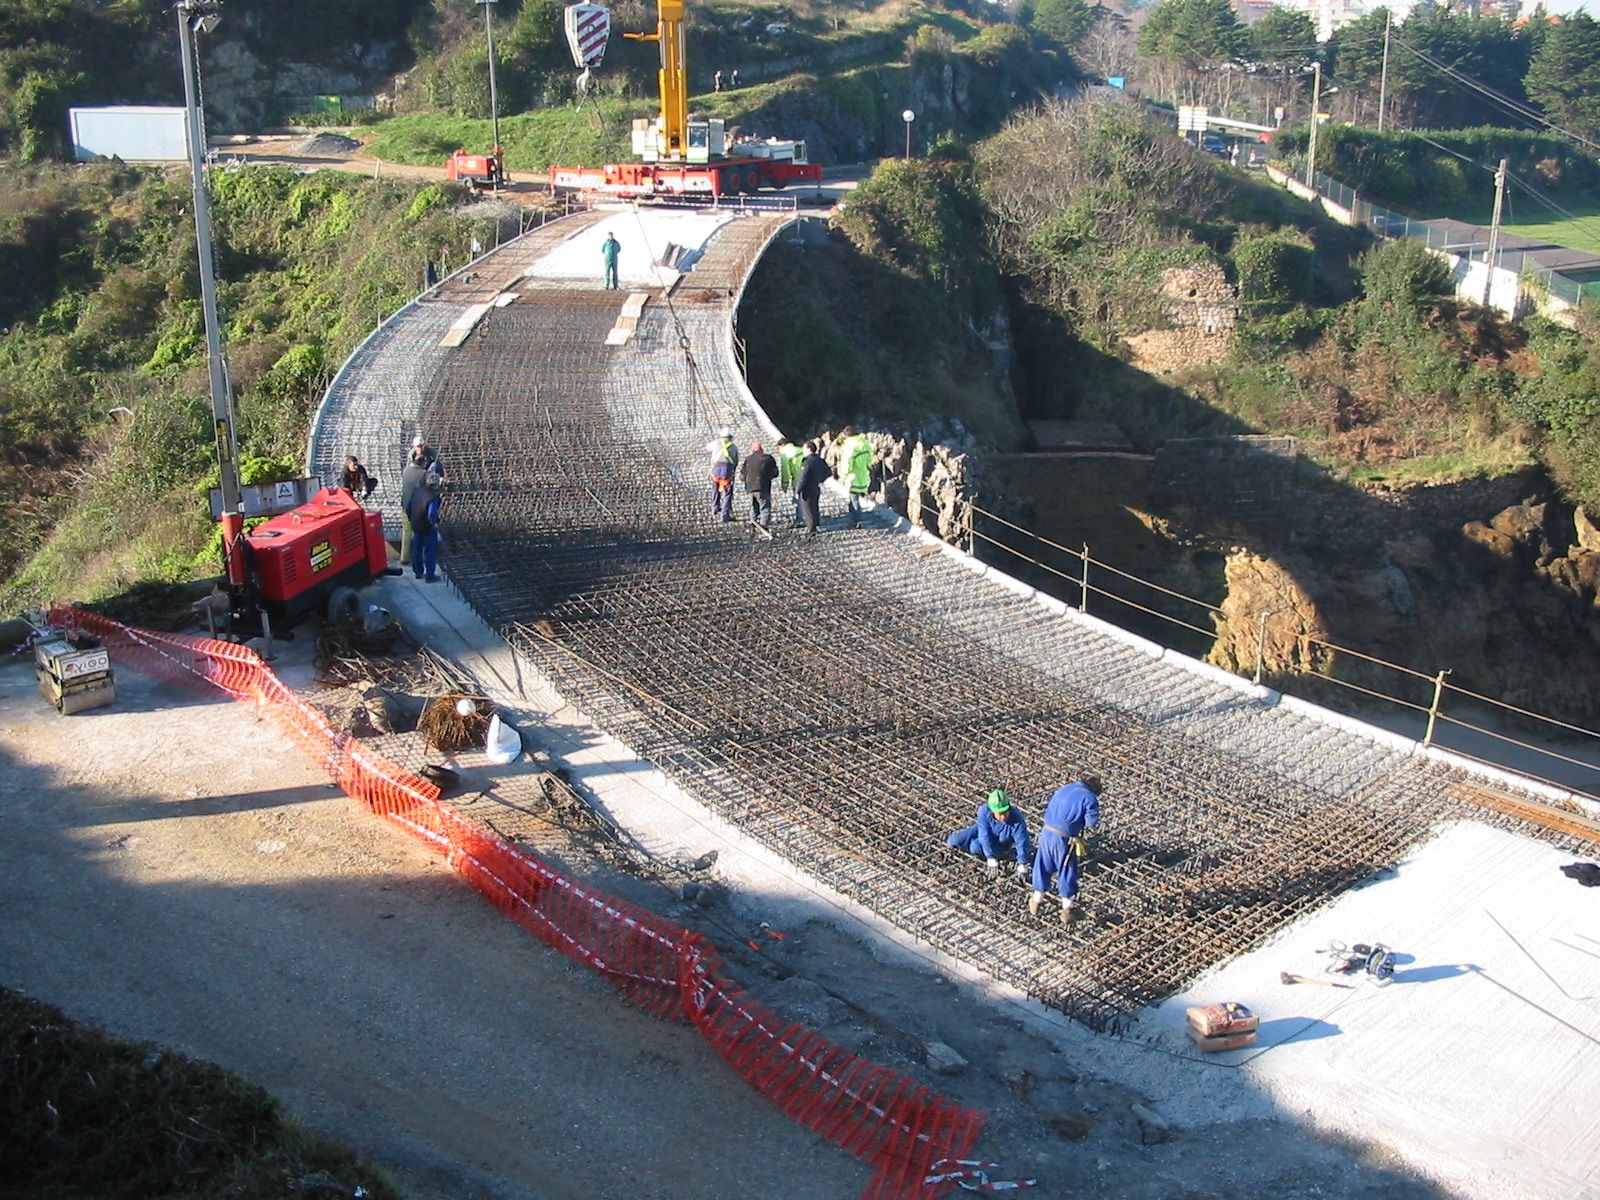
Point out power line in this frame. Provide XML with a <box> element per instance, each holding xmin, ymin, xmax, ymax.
<box><xmin>1395</xmin><ymin>39</ymin><xmax>1600</xmax><ymax>156</ymax></box>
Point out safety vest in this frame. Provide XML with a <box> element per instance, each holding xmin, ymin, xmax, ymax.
<box><xmin>713</xmin><ymin>438</ymin><xmax>736</xmax><ymax>466</ymax></box>
<box><xmin>844</xmin><ymin>433</ymin><xmax>872</xmax><ymax>493</ymax></box>
<box><xmin>777</xmin><ymin>443</ymin><xmax>805</xmax><ymax>486</ymax></box>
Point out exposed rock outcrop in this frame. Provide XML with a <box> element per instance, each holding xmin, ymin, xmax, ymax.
<box><xmin>1208</xmin><ymin>489</ymin><xmax>1600</xmax><ymax>722</ymax></box>
<box><xmin>818</xmin><ymin>429</ymin><xmax>972</xmax><ymax>543</ymax></box>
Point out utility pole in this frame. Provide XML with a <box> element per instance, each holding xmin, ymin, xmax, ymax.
<box><xmin>1305</xmin><ymin>61</ymin><xmax>1323</xmax><ymax>188</ymax></box>
<box><xmin>1484</xmin><ymin>157</ymin><xmax>1507</xmax><ymax>309</ymax></box>
<box><xmin>1377</xmin><ymin>8</ymin><xmax>1392</xmax><ymax>133</ymax></box>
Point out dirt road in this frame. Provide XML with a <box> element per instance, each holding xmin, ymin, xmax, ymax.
<box><xmin>0</xmin><ymin>654</ymin><xmax>869</xmax><ymax>1200</ymax></box>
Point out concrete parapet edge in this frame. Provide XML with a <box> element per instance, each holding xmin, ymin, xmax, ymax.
<box><xmin>1418</xmin><ymin>743</ymin><xmax>1584</xmax><ymax>809</ymax></box>
<box><xmin>1276</xmin><ymin>693</ymin><xmax>1418</xmax><ymax>754</ymax></box>
<box><xmin>1058</xmin><ymin>607</ymin><xmax>1165</xmax><ymax>659</ymax></box>
<box><xmin>1165</xmin><ymin>653</ymin><xmax>1274</xmax><ymax>702</ymax></box>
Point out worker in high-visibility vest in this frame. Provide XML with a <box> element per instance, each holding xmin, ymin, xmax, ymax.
<box><xmin>707</xmin><ymin>428</ymin><xmax>739</xmax><ymax>522</ymax></box>
<box><xmin>1029</xmin><ymin>775</ymin><xmax>1102</xmax><ymax>924</ymax></box>
<box><xmin>838</xmin><ymin>426</ymin><xmax>873</xmax><ymax>528</ymax></box>
<box><xmin>776</xmin><ymin>437</ymin><xmax>806</xmax><ymax>526</ymax></box>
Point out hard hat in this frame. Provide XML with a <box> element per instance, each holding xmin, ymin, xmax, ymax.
<box><xmin>412</xmin><ymin>435</ymin><xmax>426</xmax><ymax>448</ymax></box>
<box><xmin>986</xmin><ymin>789</ymin><xmax>1010</xmax><ymax>813</ymax></box>
<box><xmin>750</xmin><ymin>442</ymin><xmax>764</xmax><ymax>453</ymax></box>
<box><xmin>719</xmin><ymin>428</ymin><xmax>733</xmax><ymax>438</ymax></box>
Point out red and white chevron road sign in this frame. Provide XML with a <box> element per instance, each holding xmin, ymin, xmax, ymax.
<box><xmin>564</xmin><ymin>4</ymin><xmax>610</xmax><ymax>69</ymax></box>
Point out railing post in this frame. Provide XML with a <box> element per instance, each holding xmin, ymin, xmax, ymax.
<box><xmin>1080</xmin><ymin>543</ymin><xmax>1090</xmax><ymax>613</ymax></box>
<box><xmin>1423</xmin><ymin>668</ymin><xmax>1450</xmax><ymax>745</ymax></box>
<box><xmin>1254</xmin><ymin>613</ymin><xmax>1270</xmax><ymax>685</ymax></box>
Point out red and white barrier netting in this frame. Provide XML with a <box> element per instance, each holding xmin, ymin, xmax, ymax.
<box><xmin>53</xmin><ymin>607</ymin><xmax>986</xmax><ymax>1198</ymax></box>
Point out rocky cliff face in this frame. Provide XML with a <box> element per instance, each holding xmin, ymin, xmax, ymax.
<box><xmin>819</xmin><ymin>430</ymin><xmax>973</xmax><ymax>543</ymax></box>
<box><xmin>1208</xmin><ymin>482</ymin><xmax>1600</xmax><ymax>722</ymax></box>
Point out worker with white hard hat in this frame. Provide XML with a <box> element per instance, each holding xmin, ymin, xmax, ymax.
<box><xmin>705</xmin><ymin>427</ymin><xmax>739</xmax><ymax>522</ymax></box>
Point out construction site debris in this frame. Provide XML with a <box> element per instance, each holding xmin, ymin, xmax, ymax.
<box><xmin>419</xmin><ymin>693</ymin><xmax>489</xmax><ymax>751</ymax></box>
<box><xmin>419</xmin><ymin>763</ymin><xmax>461</xmax><ymax>795</ymax></box>
<box><xmin>485</xmin><ymin>712</ymin><xmax>522</xmax><ymax>764</ymax></box>
<box><xmin>1187</xmin><ymin>1027</ymin><xmax>1258</xmax><ymax>1052</ymax></box>
<box><xmin>294</xmin><ymin>132</ymin><xmax>362</xmax><ymax>157</ymax></box>
<box><xmin>1047</xmin><ymin>1113</ymin><xmax>1090</xmax><ymax>1141</ymax></box>
<box><xmin>924</xmin><ymin>1040</ymin><xmax>969</xmax><ymax>1076</ymax></box>
<box><xmin>1185</xmin><ymin>1002</ymin><xmax>1258</xmax><ymax>1038</ymax></box>
<box><xmin>1280</xmin><ymin>971</ymin><xmax>1353</xmax><ymax>989</ymax></box>
<box><xmin>1130</xmin><ymin>1102</ymin><xmax>1171</xmax><ymax>1144</ymax></box>
<box><xmin>1560</xmin><ymin>862</ymin><xmax>1600</xmax><ymax>886</ymax></box>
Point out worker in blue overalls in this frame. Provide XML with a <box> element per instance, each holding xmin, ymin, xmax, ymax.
<box><xmin>947</xmin><ymin>789</ymin><xmax>1032</xmax><ymax>881</ymax></box>
<box><xmin>1029</xmin><ymin>774</ymin><xmax>1102</xmax><ymax>923</ymax></box>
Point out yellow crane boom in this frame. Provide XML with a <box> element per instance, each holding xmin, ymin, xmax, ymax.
<box><xmin>624</xmin><ymin>0</ymin><xmax>688</xmax><ymax>162</ymax></box>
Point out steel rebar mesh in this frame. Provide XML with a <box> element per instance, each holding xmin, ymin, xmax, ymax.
<box><xmin>318</xmin><ymin>213</ymin><xmax>1580</xmax><ymax>1033</ymax></box>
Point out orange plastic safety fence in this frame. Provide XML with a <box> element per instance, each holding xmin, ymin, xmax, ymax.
<box><xmin>51</xmin><ymin>607</ymin><xmax>985</xmax><ymax>1197</ymax></box>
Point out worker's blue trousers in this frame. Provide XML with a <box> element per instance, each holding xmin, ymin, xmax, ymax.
<box><xmin>1031</xmin><ymin>832</ymin><xmax>1080</xmax><ymax>899</ymax></box>
<box><xmin>945</xmin><ymin>825</ymin><xmax>988</xmax><ymax>858</ymax></box>
<box><xmin>710</xmin><ymin>467</ymin><xmax>735</xmax><ymax>521</ymax></box>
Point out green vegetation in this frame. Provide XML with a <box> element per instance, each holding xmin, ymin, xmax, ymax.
<box><xmin>1498</xmin><ymin>210</ymin><xmax>1600</xmax><ymax>258</ymax></box>
<box><xmin>364</xmin><ymin>104</ymin><xmax>642</xmax><ymax>172</ymax></box>
<box><xmin>745</xmin><ymin>158</ymin><xmax>1025</xmax><ymax>446</ymax></box>
<box><xmin>0</xmin><ymin>163</ymin><xmax>503</xmax><ymax>609</ymax></box>
<box><xmin>0</xmin><ymin>986</ymin><xmax>399</xmax><ymax>1200</ymax></box>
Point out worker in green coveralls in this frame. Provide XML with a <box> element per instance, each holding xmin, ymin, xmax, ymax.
<box><xmin>838</xmin><ymin>426</ymin><xmax>873</xmax><ymax>528</ymax></box>
<box><xmin>776</xmin><ymin>437</ymin><xmax>806</xmax><ymax>526</ymax></box>
<box><xmin>601</xmin><ymin>232</ymin><xmax>621</xmax><ymax>290</ymax></box>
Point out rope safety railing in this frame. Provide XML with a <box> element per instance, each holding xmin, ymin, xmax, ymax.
<box><xmin>50</xmin><ymin>606</ymin><xmax>985</xmax><ymax>1199</ymax></box>
<box><xmin>964</xmin><ymin>506</ymin><xmax>1600</xmax><ymax>804</ymax></box>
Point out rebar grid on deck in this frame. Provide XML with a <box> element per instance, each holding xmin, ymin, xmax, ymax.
<box><xmin>322</xmin><ymin>213</ymin><xmax>1576</xmax><ymax>1033</ymax></box>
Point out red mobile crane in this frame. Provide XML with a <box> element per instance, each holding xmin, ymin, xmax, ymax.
<box><xmin>550</xmin><ymin>0</ymin><xmax>821</xmax><ymax>199</ymax></box>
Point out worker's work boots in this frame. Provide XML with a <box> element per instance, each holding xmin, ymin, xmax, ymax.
<box><xmin>1027</xmin><ymin>892</ymin><xmax>1042</xmax><ymax>918</ymax></box>
<box><xmin>1060</xmin><ymin>901</ymin><xmax>1080</xmax><ymax>925</ymax></box>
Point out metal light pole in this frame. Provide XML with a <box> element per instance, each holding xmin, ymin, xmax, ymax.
<box><xmin>902</xmin><ymin>108</ymin><xmax>914</xmax><ymax>160</ymax></box>
<box><xmin>481</xmin><ymin>0</ymin><xmax>501</xmax><ymax>154</ymax></box>
<box><xmin>177</xmin><ymin>0</ymin><xmax>243</xmax><ymax>586</ymax></box>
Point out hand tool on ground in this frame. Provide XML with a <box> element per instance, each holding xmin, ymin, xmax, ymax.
<box><xmin>745</xmin><ymin>922</ymin><xmax>784</xmax><ymax>952</ymax></box>
<box><xmin>1281</xmin><ymin>971</ymin><xmax>1354</xmax><ymax>988</ymax></box>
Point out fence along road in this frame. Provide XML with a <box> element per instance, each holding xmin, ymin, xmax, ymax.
<box><xmin>311</xmin><ymin>206</ymin><xmax>1594</xmax><ymax>1035</ymax></box>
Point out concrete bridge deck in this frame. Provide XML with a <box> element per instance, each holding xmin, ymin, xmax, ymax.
<box><xmin>310</xmin><ymin>206</ymin><xmax>1584</xmax><ymax>1036</ymax></box>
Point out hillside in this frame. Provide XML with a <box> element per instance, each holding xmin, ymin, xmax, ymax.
<box><xmin>3</xmin><ymin>0</ymin><xmax>1600</xmax><ymax>717</ymax></box>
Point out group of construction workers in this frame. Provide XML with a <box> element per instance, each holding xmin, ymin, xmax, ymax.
<box><xmin>945</xmin><ymin>775</ymin><xmax>1103</xmax><ymax>923</ymax></box>
<box><xmin>706</xmin><ymin>426</ymin><xmax>874</xmax><ymax>537</ymax></box>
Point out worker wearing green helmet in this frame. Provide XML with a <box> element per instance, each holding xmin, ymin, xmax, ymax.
<box><xmin>946</xmin><ymin>788</ymin><xmax>1033</xmax><ymax>881</ymax></box>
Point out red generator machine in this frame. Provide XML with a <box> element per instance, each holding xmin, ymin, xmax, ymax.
<box><xmin>241</xmin><ymin>487</ymin><xmax>392</xmax><ymax>627</ymax></box>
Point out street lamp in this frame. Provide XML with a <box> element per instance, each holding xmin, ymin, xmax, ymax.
<box><xmin>901</xmin><ymin>108</ymin><xmax>914</xmax><ymax>160</ymax></box>
<box><xmin>480</xmin><ymin>0</ymin><xmax>501</xmax><ymax>156</ymax></box>
<box><xmin>176</xmin><ymin>1</ymin><xmax>242</xmax><ymax>584</ymax></box>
